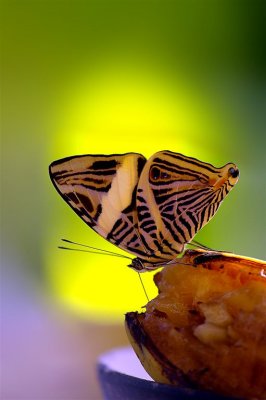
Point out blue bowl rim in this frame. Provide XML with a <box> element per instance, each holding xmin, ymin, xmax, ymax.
<box><xmin>97</xmin><ymin>359</ymin><xmax>243</xmax><ymax>400</ymax></box>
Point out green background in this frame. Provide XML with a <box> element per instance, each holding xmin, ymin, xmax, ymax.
<box><xmin>1</xmin><ymin>0</ymin><xmax>266</xmax><ymax>398</ymax></box>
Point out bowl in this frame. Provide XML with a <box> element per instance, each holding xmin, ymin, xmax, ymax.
<box><xmin>97</xmin><ymin>346</ymin><xmax>242</xmax><ymax>400</ymax></box>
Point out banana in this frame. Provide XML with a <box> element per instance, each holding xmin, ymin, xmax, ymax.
<box><xmin>125</xmin><ymin>249</ymin><xmax>266</xmax><ymax>399</ymax></box>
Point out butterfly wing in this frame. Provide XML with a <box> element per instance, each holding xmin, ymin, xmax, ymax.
<box><xmin>136</xmin><ymin>150</ymin><xmax>239</xmax><ymax>259</ymax></box>
<box><xmin>50</xmin><ymin>150</ymin><xmax>239</xmax><ymax>269</ymax></box>
<box><xmin>49</xmin><ymin>153</ymin><xmax>148</xmax><ymax>256</ymax></box>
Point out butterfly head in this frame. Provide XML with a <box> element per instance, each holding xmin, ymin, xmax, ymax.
<box><xmin>210</xmin><ymin>163</ymin><xmax>239</xmax><ymax>190</ymax></box>
<box><xmin>128</xmin><ymin>258</ymin><xmax>160</xmax><ymax>272</ymax></box>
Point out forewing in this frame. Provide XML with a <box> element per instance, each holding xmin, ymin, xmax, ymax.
<box><xmin>137</xmin><ymin>150</ymin><xmax>238</xmax><ymax>258</ymax></box>
<box><xmin>49</xmin><ymin>153</ymin><xmax>147</xmax><ymax>256</ymax></box>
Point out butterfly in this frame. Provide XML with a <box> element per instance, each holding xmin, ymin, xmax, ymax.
<box><xmin>49</xmin><ymin>150</ymin><xmax>239</xmax><ymax>271</ymax></box>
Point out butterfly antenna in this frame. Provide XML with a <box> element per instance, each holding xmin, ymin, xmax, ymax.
<box><xmin>58</xmin><ymin>246</ymin><xmax>132</xmax><ymax>257</ymax></box>
<box><xmin>60</xmin><ymin>238</ymin><xmax>132</xmax><ymax>260</ymax></box>
<box><xmin>138</xmin><ymin>273</ymin><xmax>149</xmax><ymax>302</ymax></box>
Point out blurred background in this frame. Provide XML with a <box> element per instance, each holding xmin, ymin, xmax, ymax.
<box><xmin>1</xmin><ymin>0</ymin><xmax>265</xmax><ymax>399</ymax></box>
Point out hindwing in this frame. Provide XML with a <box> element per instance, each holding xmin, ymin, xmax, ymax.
<box><xmin>49</xmin><ymin>153</ymin><xmax>149</xmax><ymax>256</ymax></box>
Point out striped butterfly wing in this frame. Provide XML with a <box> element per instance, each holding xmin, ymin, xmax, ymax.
<box><xmin>50</xmin><ymin>150</ymin><xmax>239</xmax><ymax>271</ymax></box>
<box><xmin>49</xmin><ymin>153</ymin><xmax>148</xmax><ymax>256</ymax></box>
<box><xmin>136</xmin><ymin>150</ymin><xmax>239</xmax><ymax>262</ymax></box>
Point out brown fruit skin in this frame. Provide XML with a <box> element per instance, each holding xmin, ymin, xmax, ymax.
<box><xmin>125</xmin><ymin>250</ymin><xmax>266</xmax><ymax>400</ymax></box>
<box><xmin>125</xmin><ymin>312</ymin><xmax>202</xmax><ymax>388</ymax></box>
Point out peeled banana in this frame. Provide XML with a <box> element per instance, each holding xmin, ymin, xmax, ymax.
<box><xmin>125</xmin><ymin>249</ymin><xmax>266</xmax><ymax>399</ymax></box>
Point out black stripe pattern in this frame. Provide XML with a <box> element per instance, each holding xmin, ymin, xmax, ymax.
<box><xmin>49</xmin><ymin>150</ymin><xmax>239</xmax><ymax>271</ymax></box>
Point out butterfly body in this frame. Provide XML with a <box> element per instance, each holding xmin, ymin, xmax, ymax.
<box><xmin>49</xmin><ymin>150</ymin><xmax>239</xmax><ymax>271</ymax></box>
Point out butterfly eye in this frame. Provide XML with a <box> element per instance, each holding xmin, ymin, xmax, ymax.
<box><xmin>228</xmin><ymin>166</ymin><xmax>239</xmax><ymax>178</ymax></box>
<box><xmin>150</xmin><ymin>166</ymin><xmax>161</xmax><ymax>180</ymax></box>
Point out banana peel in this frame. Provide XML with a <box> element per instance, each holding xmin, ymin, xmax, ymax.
<box><xmin>125</xmin><ymin>249</ymin><xmax>266</xmax><ymax>399</ymax></box>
